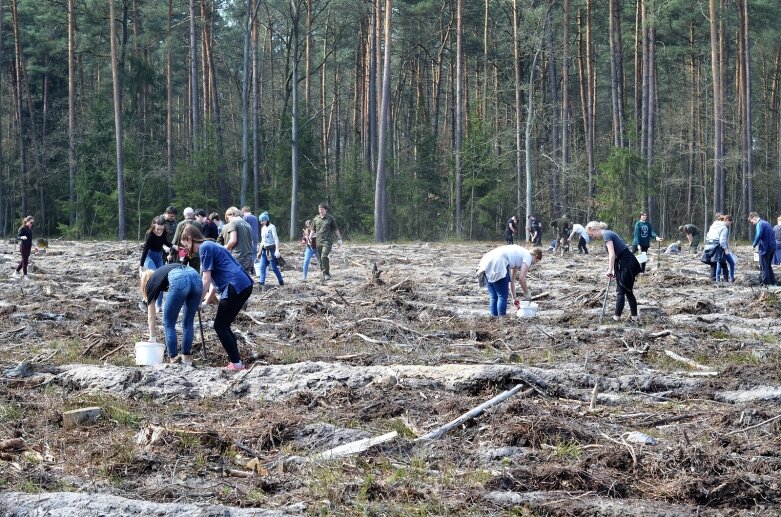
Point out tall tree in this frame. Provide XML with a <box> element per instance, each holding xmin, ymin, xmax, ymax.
<box><xmin>10</xmin><ymin>0</ymin><xmax>29</xmax><ymax>216</ymax></box>
<box><xmin>709</xmin><ymin>0</ymin><xmax>725</xmax><ymax>212</ymax></box>
<box><xmin>190</xmin><ymin>0</ymin><xmax>200</xmax><ymax>161</ymax></box>
<box><xmin>109</xmin><ymin>0</ymin><xmax>127</xmax><ymax>240</ymax></box>
<box><xmin>290</xmin><ymin>0</ymin><xmax>301</xmax><ymax>238</ymax></box>
<box><xmin>166</xmin><ymin>0</ymin><xmax>174</xmax><ymax>202</ymax></box>
<box><xmin>454</xmin><ymin>0</ymin><xmax>463</xmax><ymax>237</ymax></box>
<box><xmin>374</xmin><ymin>0</ymin><xmax>392</xmax><ymax>242</ymax></box>
<box><xmin>68</xmin><ymin>0</ymin><xmax>77</xmax><ymax>227</ymax></box>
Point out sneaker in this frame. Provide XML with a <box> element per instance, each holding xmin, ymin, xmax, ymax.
<box><xmin>323</xmin><ymin>274</ymin><xmax>331</xmax><ymax>281</ymax></box>
<box><xmin>169</xmin><ymin>355</ymin><xmax>182</xmax><ymax>364</ymax></box>
<box><xmin>180</xmin><ymin>354</ymin><xmax>193</xmax><ymax>365</ymax></box>
<box><xmin>138</xmin><ymin>300</ymin><xmax>147</xmax><ymax>312</ymax></box>
<box><xmin>225</xmin><ymin>362</ymin><xmax>246</xmax><ymax>372</ymax></box>
<box><xmin>12</xmin><ymin>271</ymin><xmax>19</xmax><ymax>279</ymax></box>
<box><xmin>612</xmin><ymin>315</ymin><xmax>621</xmax><ymax>322</ymax></box>
<box><xmin>630</xmin><ymin>315</ymin><xmax>640</xmax><ymax>322</ymax></box>
<box><xmin>22</xmin><ymin>275</ymin><xmax>31</xmax><ymax>282</ymax></box>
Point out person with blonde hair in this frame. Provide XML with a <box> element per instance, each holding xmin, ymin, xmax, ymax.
<box><xmin>476</xmin><ymin>245</ymin><xmax>543</xmax><ymax>317</ymax></box>
<box><xmin>139</xmin><ymin>264</ymin><xmax>202</xmax><ymax>364</ymax></box>
<box><xmin>13</xmin><ymin>216</ymin><xmax>38</xmax><ymax>280</ymax></box>
<box><xmin>222</xmin><ymin>206</ymin><xmax>255</xmax><ymax>275</ymax></box>
<box><xmin>586</xmin><ymin>221</ymin><xmax>642</xmax><ymax>322</ymax></box>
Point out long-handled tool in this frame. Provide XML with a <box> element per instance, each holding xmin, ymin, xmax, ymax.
<box><xmin>657</xmin><ymin>239</ymin><xmax>662</xmax><ymax>270</ymax></box>
<box><xmin>197</xmin><ymin>308</ymin><xmax>207</xmax><ymax>361</ymax></box>
<box><xmin>598</xmin><ymin>276</ymin><xmax>613</xmax><ymax>324</ymax></box>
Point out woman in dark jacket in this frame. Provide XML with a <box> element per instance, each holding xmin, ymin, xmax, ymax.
<box><xmin>14</xmin><ymin>216</ymin><xmax>38</xmax><ymax>281</ymax></box>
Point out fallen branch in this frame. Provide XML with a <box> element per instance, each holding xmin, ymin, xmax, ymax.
<box><xmin>352</xmin><ymin>333</ymin><xmax>383</xmax><ymax>344</ymax></box>
<box><xmin>530</xmin><ymin>291</ymin><xmax>550</xmax><ymax>301</ymax></box>
<box><xmin>99</xmin><ymin>345</ymin><xmax>125</xmax><ymax>362</ymax></box>
<box><xmin>311</xmin><ymin>431</ymin><xmax>398</xmax><ymax>462</ymax></box>
<box><xmin>415</xmin><ymin>385</ymin><xmax>535</xmax><ymax>441</ymax></box>
<box><xmin>600</xmin><ymin>432</ymin><xmax>637</xmax><ymax>467</ymax></box>
<box><xmin>726</xmin><ymin>414</ymin><xmax>781</xmax><ymax>436</ymax></box>
<box><xmin>664</xmin><ymin>350</ymin><xmax>716</xmax><ymax>372</ymax></box>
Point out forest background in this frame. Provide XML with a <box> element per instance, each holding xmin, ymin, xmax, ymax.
<box><xmin>0</xmin><ymin>0</ymin><xmax>779</xmax><ymax>243</ymax></box>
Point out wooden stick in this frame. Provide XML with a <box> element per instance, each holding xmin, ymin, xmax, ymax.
<box><xmin>530</xmin><ymin>291</ymin><xmax>550</xmax><ymax>301</ymax></box>
<box><xmin>99</xmin><ymin>344</ymin><xmax>125</xmax><ymax>362</ymax></box>
<box><xmin>726</xmin><ymin>414</ymin><xmax>781</xmax><ymax>436</ymax></box>
<box><xmin>663</xmin><ymin>350</ymin><xmax>715</xmax><ymax>372</ymax></box>
<box><xmin>310</xmin><ymin>431</ymin><xmax>398</xmax><ymax>462</ymax></box>
<box><xmin>415</xmin><ymin>385</ymin><xmax>534</xmax><ymax>441</ymax></box>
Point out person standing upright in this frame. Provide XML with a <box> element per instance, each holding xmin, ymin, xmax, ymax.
<box><xmin>773</xmin><ymin>215</ymin><xmax>781</xmax><ymax>266</ymax></box>
<box><xmin>161</xmin><ymin>206</ymin><xmax>178</xmax><ymax>243</ymax></box>
<box><xmin>222</xmin><ymin>207</ymin><xmax>255</xmax><ymax>276</ymax></box>
<box><xmin>241</xmin><ymin>206</ymin><xmax>260</xmax><ymax>259</ymax></box>
<box><xmin>631</xmin><ymin>211</ymin><xmax>663</xmax><ymax>273</ymax></box>
<box><xmin>505</xmin><ymin>215</ymin><xmax>518</xmax><ymax>244</ymax></box>
<box><xmin>13</xmin><ymin>216</ymin><xmax>38</xmax><ymax>281</ymax></box>
<box><xmin>312</xmin><ymin>202</ymin><xmax>342</xmax><ymax>281</ymax></box>
<box><xmin>257</xmin><ymin>211</ymin><xmax>284</xmax><ymax>288</ymax></box>
<box><xmin>749</xmin><ymin>211</ymin><xmax>777</xmax><ymax>286</ymax></box>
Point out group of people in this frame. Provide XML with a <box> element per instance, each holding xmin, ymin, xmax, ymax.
<box><xmin>138</xmin><ymin>202</ymin><xmax>343</xmax><ymax>371</ymax></box>
<box><xmin>481</xmin><ymin>210</ymin><xmax>781</xmax><ymax>321</ymax></box>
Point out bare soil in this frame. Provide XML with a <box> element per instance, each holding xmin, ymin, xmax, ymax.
<box><xmin>1</xmin><ymin>239</ymin><xmax>781</xmax><ymax>516</ymax></box>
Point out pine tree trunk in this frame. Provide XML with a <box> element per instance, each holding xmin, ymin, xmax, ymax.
<box><xmin>166</xmin><ymin>0</ymin><xmax>174</xmax><ymax>202</ymax></box>
<box><xmin>290</xmin><ymin>0</ymin><xmax>300</xmax><ymax>239</ymax></box>
<box><xmin>374</xmin><ymin>0</ymin><xmax>392</xmax><ymax>242</ymax></box>
<box><xmin>109</xmin><ymin>0</ymin><xmax>126</xmax><ymax>240</ymax></box>
<box><xmin>190</xmin><ymin>0</ymin><xmax>200</xmax><ymax>160</ymax></box>
<box><xmin>709</xmin><ymin>0</ymin><xmax>724</xmax><ymax>212</ymax></box>
<box><xmin>454</xmin><ymin>0</ymin><xmax>463</xmax><ymax>237</ymax></box>
<box><xmin>68</xmin><ymin>0</ymin><xmax>77</xmax><ymax>227</ymax></box>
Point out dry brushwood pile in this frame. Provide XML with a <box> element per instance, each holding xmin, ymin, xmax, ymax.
<box><xmin>1</xmin><ymin>239</ymin><xmax>781</xmax><ymax>516</ymax></box>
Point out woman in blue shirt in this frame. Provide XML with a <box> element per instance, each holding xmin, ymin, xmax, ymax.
<box><xmin>180</xmin><ymin>225</ymin><xmax>254</xmax><ymax>371</ymax></box>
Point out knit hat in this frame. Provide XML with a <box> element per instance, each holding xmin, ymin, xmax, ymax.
<box><xmin>259</xmin><ymin>211</ymin><xmax>270</xmax><ymax>222</ymax></box>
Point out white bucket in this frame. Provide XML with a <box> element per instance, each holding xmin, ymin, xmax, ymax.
<box><xmin>516</xmin><ymin>301</ymin><xmax>539</xmax><ymax>318</ymax></box>
<box><xmin>635</xmin><ymin>252</ymin><xmax>647</xmax><ymax>264</ymax></box>
<box><xmin>135</xmin><ymin>341</ymin><xmax>164</xmax><ymax>366</ymax></box>
<box><xmin>754</xmin><ymin>253</ymin><xmax>760</xmax><ymax>262</ymax></box>
<box><xmin>253</xmin><ymin>260</ymin><xmax>262</xmax><ymax>277</ymax></box>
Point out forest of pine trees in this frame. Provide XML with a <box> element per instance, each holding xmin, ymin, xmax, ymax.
<box><xmin>0</xmin><ymin>0</ymin><xmax>779</xmax><ymax>242</ymax></box>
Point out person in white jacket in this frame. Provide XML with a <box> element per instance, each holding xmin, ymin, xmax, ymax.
<box><xmin>257</xmin><ymin>211</ymin><xmax>284</xmax><ymax>287</ymax></box>
<box><xmin>477</xmin><ymin>245</ymin><xmax>543</xmax><ymax>317</ymax></box>
<box><xmin>567</xmin><ymin>223</ymin><xmax>591</xmax><ymax>254</ymax></box>
<box><xmin>703</xmin><ymin>214</ymin><xmax>733</xmax><ymax>282</ymax></box>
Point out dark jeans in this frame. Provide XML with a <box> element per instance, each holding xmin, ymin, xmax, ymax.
<box><xmin>636</xmin><ymin>243</ymin><xmax>650</xmax><ymax>273</ymax></box>
<box><xmin>759</xmin><ymin>253</ymin><xmax>777</xmax><ymax>286</ymax></box>
<box><xmin>214</xmin><ymin>284</ymin><xmax>252</xmax><ymax>364</ymax></box>
<box><xmin>16</xmin><ymin>246</ymin><xmax>31</xmax><ymax>275</ymax></box>
<box><xmin>615</xmin><ymin>252</ymin><xmax>638</xmax><ymax>317</ymax></box>
<box><xmin>577</xmin><ymin>236</ymin><xmax>588</xmax><ymax>254</ymax></box>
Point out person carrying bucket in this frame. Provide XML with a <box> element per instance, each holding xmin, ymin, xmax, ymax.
<box><xmin>139</xmin><ymin>264</ymin><xmax>202</xmax><ymax>364</ymax></box>
<box><xmin>586</xmin><ymin>221</ymin><xmax>642</xmax><ymax>323</ymax></box>
<box><xmin>631</xmin><ymin>210</ymin><xmax>662</xmax><ymax>273</ymax></box>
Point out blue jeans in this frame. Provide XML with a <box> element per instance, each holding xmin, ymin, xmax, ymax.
<box><xmin>259</xmin><ymin>246</ymin><xmax>284</xmax><ymax>285</ymax></box>
<box><xmin>162</xmin><ymin>267</ymin><xmax>202</xmax><ymax>358</ymax></box>
<box><xmin>303</xmin><ymin>246</ymin><xmax>316</xmax><ymax>279</ymax></box>
<box><xmin>716</xmin><ymin>254</ymin><xmax>735</xmax><ymax>282</ymax></box>
<box><xmin>486</xmin><ymin>271</ymin><xmax>510</xmax><ymax>317</ymax></box>
<box><xmin>144</xmin><ymin>250</ymin><xmax>165</xmax><ymax>309</ymax></box>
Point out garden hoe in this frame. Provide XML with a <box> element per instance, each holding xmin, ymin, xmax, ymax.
<box><xmin>598</xmin><ymin>276</ymin><xmax>612</xmax><ymax>324</ymax></box>
<box><xmin>197</xmin><ymin>308</ymin><xmax>207</xmax><ymax>361</ymax></box>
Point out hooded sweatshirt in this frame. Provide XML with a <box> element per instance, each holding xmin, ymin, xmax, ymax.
<box><xmin>705</xmin><ymin>221</ymin><xmax>729</xmax><ymax>253</ymax></box>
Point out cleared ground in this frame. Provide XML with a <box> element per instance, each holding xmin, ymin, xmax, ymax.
<box><xmin>1</xmin><ymin>238</ymin><xmax>780</xmax><ymax>516</ymax></box>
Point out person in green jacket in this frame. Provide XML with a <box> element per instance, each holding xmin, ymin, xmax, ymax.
<box><xmin>631</xmin><ymin>211</ymin><xmax>663</xmax><ymax>273</ymax></box>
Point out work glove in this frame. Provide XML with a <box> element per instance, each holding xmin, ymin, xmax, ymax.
<box><xmin>274</xmin><ymin>250</ymin><xmax>281</xmax><ymax>258</ymax></box>
<box><xmin>524</xmin><ymin>290</ymin><xmax>532</xmax><ymax>302</ymax></box>
<box><xmin>513</xmin><ymin>298</ymin><xmax>521</xmax><ymax>309</ymax></box>
<box><xmin>19</xmin><ymin>236</ymin><xmax>27</xmax><ymax>240</ymax></box>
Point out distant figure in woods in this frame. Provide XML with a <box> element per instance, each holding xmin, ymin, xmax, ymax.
<box><xmin>586</xmin><ymin>221</ymin><xmax>642</xmax><ymax>323</ymax></box>
<box><xmin>222</xmin><ymin>207</ymin><xmax>255</xmax><ymax>275</ymax></box>
<box><xmin>476</xmin><ymin>245</ymin><xmax>543</xmax><ymax>317</ymax></box>
<box><xmin>13</xmin><ymin>216</ymin><xmax>38</xmax><ymax>281</ymax></box>
<box><xmin>631</xmin><ymin>211</ymin><xmax>663</xmax><ymax>273</ymax></box>
<box><xmin>526</xmin><ymin>216</ymin><xmax>542</xmax><ymax>245</ymax></box>
<box><xmin>701</xmin><ymin>215</ymin><xmax>734</xmax><ymax>283</ymax></box>
<box><xmin>257</xmin><ymin>211</ymin><xmax>284</xmax><ymax>288</ymax></box>
<box><xmin>773</xmin><ymin>215</ymin><xmax>781</xmax><ymax>266</ymax></box>
<box><xmin>207</xmin><ymin>212</ymin><xmax>222</xmax><ymax>239</ymax></box>
<box><xmin>749</xmin><ymin>211</ymin><xmax>777</xmax><ymax>286</ymax></box>
<box><xmin>139</xmin><ymin>216</ymin><xmax>174</xmax><ymax>312</ymax></box>
<box><xmin>550</xmin><ymin>215</ymin><xmax>572</xmax><ymax>254</ymax></box>
<box><xmin>180</xmin><ymin>225</ymin><xmax>254</xmax><ymax>372</ymax></box>
<box><xmin>301</xmin><ymin>219</ymin><xmax>318</xmax><ymax>281</ymax></box>
<box><xmin>567</xmin><ymin>222</ymin><xmax>590</xmax><ymax>254</ymax></box>
<box><xmin>678</xmin><ymin>224</ymin><xmax>701</xmax><ymax>254</ymax></box>
<box><xmin>172</xmin><ymin>207</ymin><xmax>202</xmax><ymax>271</ymax></box>
<box><xmin>312</xmin><ymin>202</ymin><xmax>343</xmax><ymax>281</ymax></box>
<box><xmin>242</xmin><ymin>206</ymin><xmax>260</xmax><ymax>259</ymax></box>
<box><xmin>140</xmin><ymin>264</ymin><xmax>202</xmax><ymax>364</ymax></box>
<box><xmin>505</xmin><ymin>215</ymin><xmax>518</xmax><ymax>245</ymax></box>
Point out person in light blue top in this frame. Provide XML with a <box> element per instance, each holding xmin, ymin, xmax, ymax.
<box><xmin>180</xmin><ymin>225</ymin><xmax>253</xmax><ymax>372</ymax></box>
<box><xmin>257</xmin><ymin>211</ymin><xmax>284</xmax><ymax>287</ymax></box>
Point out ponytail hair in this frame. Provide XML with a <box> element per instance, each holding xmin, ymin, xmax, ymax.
<box><xmin>585</xmin><ymin>221</ymin><xmax>608</xmax><ymax>231</ymax></box>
